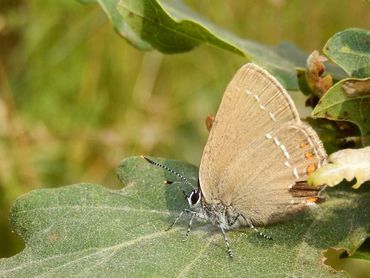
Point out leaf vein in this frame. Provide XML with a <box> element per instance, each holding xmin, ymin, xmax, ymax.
<box><xmin>0</xmin><ymin>228</ymin><xmax>181</xmax><ymax>276</ymax></box>
<box><xmin>15</xmin><ymin>205</ymin><xmax>171</xmax><ymax>216</ymax></box>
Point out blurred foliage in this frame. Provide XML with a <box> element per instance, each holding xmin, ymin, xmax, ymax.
<box><xmin>1</xmin><ymin>0</ymin><xmax>370</xmax><ymax>259</ymax></box>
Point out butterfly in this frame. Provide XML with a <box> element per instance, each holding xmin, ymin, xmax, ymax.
<box><xmin>144</xmin><ymin>63</ymin><xmax>327</xmax><ymax>257</ymax></box>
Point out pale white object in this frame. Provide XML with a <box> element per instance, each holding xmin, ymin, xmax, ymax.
<box><xmin>308</xmin><ymin>146</ymin><xmax>370</xmax><ymax>189</ymax></box>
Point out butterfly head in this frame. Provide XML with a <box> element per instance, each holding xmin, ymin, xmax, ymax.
<box><xmin>185</xmin><ymin>188</ymin><xmax>202</xmax><ymax>208</ymax></box>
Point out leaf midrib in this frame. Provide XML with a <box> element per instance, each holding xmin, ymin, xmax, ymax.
<box><xmin>314</xmin><ymin>95</ymin><xmax>370</xmax><ymax>115</ymax></box>
<box><xmin>14</xmin><ymin>205</ymin><xmax>171</xmax><ymax>216</ymax></box>
<box><xmin>0</xmin><ymin>227</ymin><xmax>181</xmax><ymax>276</ymax></box>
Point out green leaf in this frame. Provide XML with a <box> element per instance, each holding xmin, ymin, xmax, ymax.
<box><xmin>80</xmin><ymin>0</ymin><xmax>313</xmax><ymax>90</ymax></box>
<box><xmin>323</xmin><ymin>248</ymin><xmax>370</xmax><ymax>278</ymax></box>
<box><xmin>352</xmin><ymin>239</ymin><xmax>370</xmax><ymax>261</ymax></box>
<box><xmin>117</xmin><ymin>0</ymin><xmax>244</xmax><ymax>55</ymax></box>
<box><xmin>303</xmin><ymin>118</ymin><xmax>360</xmax><ymax>154</ymax></box>
<box><xmin>78</xmin><ymin>0</ymin><xmax>153</xmax><ymax>50</ymax></box>
<box><xmin>308</xmin><ymin>146</ymin><xmax>370</xmax><ymax>189</ymax></box>
<box><xmin>0</xmin><ymin>157</ymin><xmax>370</xmax><ymax>276</ymax></box>
<box><xmin>324</xmin><ymin>28</ymin><xmax>370</xmax><ymax>78</ymax></box>
<box><xmin>312</xmin><ymin>77</ymin><xmax>370</xmax><ymax>145</ymax></box>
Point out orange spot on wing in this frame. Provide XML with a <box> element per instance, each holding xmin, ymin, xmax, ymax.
<box><xmin>304</xmin><ymin>151</ymin><xmax>314</xmax><ymax>160</ymax></box>
<box><xmin>306</xmin><ymin>196</ymin><xmax>322</xmax><ymax>204</ymax></box>
<box><xmin>306</xmin><ymin>163</ymin><xmax>317</xmax><ymax>175</ymax></box>
<box><xmin>300</xmin><ymin>142</ymin><xmax>308</xmax><ymax>149</ymax></box>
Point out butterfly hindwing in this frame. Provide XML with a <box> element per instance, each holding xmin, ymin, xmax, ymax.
<box><xmin>218</xmin><ymin>122</ymin><xmax>326</xmax><ymax>225</ymax></box>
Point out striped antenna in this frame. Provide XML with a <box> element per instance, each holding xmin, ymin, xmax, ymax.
<box><xmin>141</xmin><ymin>156</ymin><xmax>195</xmax><ymax>188</ymax></box>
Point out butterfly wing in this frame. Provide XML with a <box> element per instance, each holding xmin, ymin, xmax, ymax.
<box><xmin>199</xmin><ymin>63</ymin><xmax>301</xmax><ymax>203</ymax></box>
<box><xmin>218</xmin><ymin>123</ymin><xmax>327</xmax><ymax>225</ymax></box>
<box><xmin>199</xmin><ymin>63</ymin><xmax>327</xmax><ymax>225</ymax></box>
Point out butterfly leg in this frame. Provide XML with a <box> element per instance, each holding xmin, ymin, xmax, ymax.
<box><xmin>219</xmin><ymin>226</ymin><xmax>233</xmax><ymax>258</ymax></box>
<box><xmin>183</xmin><ymin>213</ymin><xmax>196</xmax><ymax>241</ymax></box>
<box><xmin>227</xmin><ymin>213</ymin><xmax>240</xmax><ymax>227</ymax></box>
<box><xmin>242</xmin><ymin>216</ymin><xmax>272</xmax><ymax>240</ymax></box>
<box><xmin>165</xmin><ymin>209</ymin><xmax>195</xmax><ymax>231</ymax></box>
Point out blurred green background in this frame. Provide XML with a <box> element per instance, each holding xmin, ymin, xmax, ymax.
<box><xmin>1</xmin><ymin>0</ymin><xmax>370</xmax><ymax>258</ymax></box>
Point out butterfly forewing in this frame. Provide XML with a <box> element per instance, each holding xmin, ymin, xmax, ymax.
<box><xmin>200</xmin><ymin>63</ymin><xmax>301</xmax><ymax>203</ymax></box>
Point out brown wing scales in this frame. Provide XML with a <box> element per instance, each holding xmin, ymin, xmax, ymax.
<box><xmin>199</xmin><ymin>64</ymin><xmax>301</xmax><ymax>203</ymax></box>
<box><xmin>199</xmin><ymin>63</ymin><xmax>327</xmax><ymax>226</ymax></box>
<box><xmin>218</xmin><ymin>123</ymin><xmax>326</xmax><ymax>225</ymax></box>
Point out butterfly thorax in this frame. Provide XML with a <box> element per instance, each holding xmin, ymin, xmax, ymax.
<box><xmin>201</xmin><ymin>201</ymin><xmax>243</xmax><ymax>230</ymax></box>
<box><xmin>186</xmin><ymin>188</ymin><xmax>244</xmax><ymax>230</ymax></box>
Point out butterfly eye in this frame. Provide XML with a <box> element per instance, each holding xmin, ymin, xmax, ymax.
<box><xmin>187</xmin><ymin>189</ymin><xmax>201</xmax><ymax>206</ymax></box>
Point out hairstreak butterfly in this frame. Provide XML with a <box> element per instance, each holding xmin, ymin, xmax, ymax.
<box><xmin>144</xmin><ymin>63</ymin><xmax>327</xmax><ymax>257</ymax></box>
